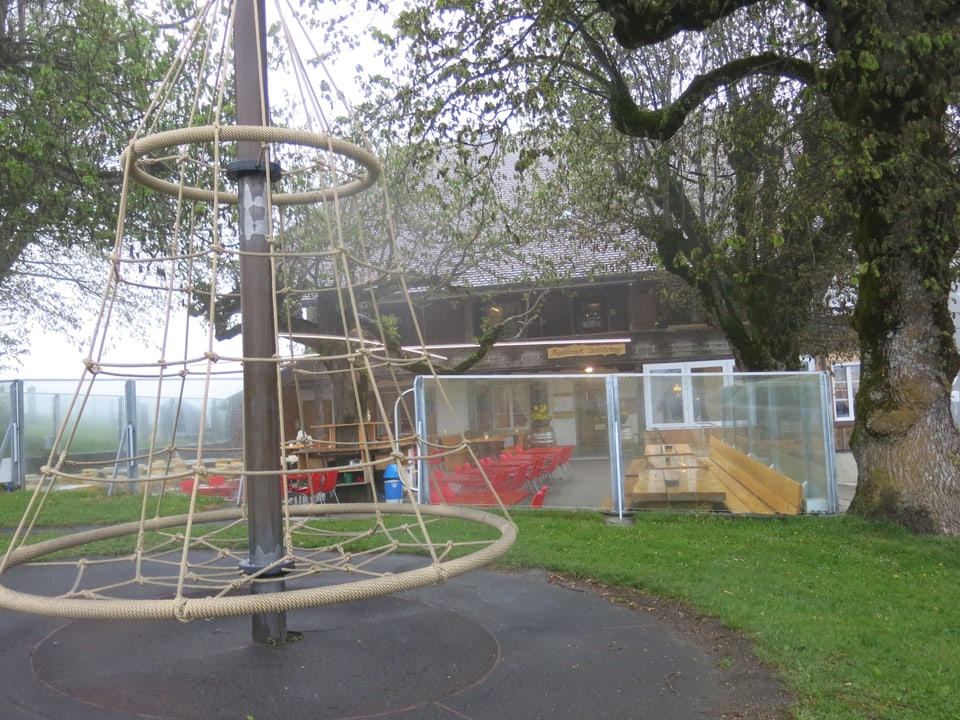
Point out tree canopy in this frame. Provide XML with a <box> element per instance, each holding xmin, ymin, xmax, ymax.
<box><xmin>353</xmin><ymin>0</ymin><xmax>960</xmax><ymax>532</ymax></box>
<box><xmin>0</xmin><ymin>0</ymin><xmax>172</xmax><ymax>368</ymax></box>
<box><xmin>349</xmin><ymin>0</ymin><xmax>858</xmax><ymax>372</ymax></box>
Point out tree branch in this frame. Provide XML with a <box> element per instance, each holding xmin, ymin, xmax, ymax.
<box><xmin>595</xmin><ymin>0</ymin><xmax>761</xmax><ymax>49</ymax></box>
<box><xmin>609</xmin><ymin>53</ymin><xmax>819</xmax><ymax>140</ymax></box>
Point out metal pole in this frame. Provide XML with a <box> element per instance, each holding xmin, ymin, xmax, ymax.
<box><xmin>392</xmin><ymin>387</ymin><xmax>416</xmax><ymax>454</ymax></box>
<box><xmin>108</xmin><ymin>380</ymin><xmax>139</xmax><ymax>496</ymax></box>
<box><xmin>1</xmin><ymin>380</ymin><xmax>24</xmax><ymax>491</ymax></box>
<box><xmin>231</xmin><ymin>0</ymin><xmax>287</xmax><ymax>644</ymax></box>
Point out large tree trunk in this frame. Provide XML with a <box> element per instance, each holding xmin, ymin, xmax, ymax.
<box><xmin>849</xmin><ymin>261</ymin><xmax>960</xmax><ymax>534</ymax></box>
<box><xmin>840</xmin><ymin>3</ymin><xmax>960</xmax><ymax>533</ymax></box>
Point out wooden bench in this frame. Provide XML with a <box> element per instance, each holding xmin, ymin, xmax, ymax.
<box><xmin>707</xmin><ymin>435</ymin><xmax>803</xmax><ymax>515</ymax></box>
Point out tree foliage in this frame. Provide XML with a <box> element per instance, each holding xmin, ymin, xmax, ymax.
<box><xmin>354</xmin><ymin>0</ymin><xmax>960</xmax><ymax>532</ymax></box>
<box><xmin>0</xmin><ymin>0</ymin><xmax>174</xmax><ymax>368</ymax></box>
<box><xmin>347</xmin><ymin>0</ymin><xmax>858</xmax><ymax>371</ymax></box>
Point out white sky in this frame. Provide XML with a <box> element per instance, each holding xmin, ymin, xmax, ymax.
<box><xmin>18</xmin><ymin>312</ymin><xmax>246</xmax><ymax>380</ymax></box>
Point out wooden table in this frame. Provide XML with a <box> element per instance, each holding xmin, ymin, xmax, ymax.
<box><xmin>436</xmin><ymin>435</ymin><xmax>512</xmax><ymax>469</ymax></box>
<box><xmin>646</xmin><ymin>453</ymin><xmax>702</xmax><ymax>470</ymax></box>
<box><xmin>625</xmin><ymin>451</ymin><xmax>727</xmax><ymax>508</ymax></box>
<box><xmin>644</xmin><ymin>443</ymin><xmax>693</xmax><ymax>457</ymax></box>
<box><xmin>466</xmin><ymin>436</ymin><xmax>507</xmax><ymax>458</ymax></box>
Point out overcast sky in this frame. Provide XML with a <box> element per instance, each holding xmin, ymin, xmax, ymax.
<box><xmin>17</xmin><ymin>311</ymin><xmax>245</xmax><ymax>381</ymax></box>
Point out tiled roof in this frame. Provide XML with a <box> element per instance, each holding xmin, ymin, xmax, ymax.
<box><xmin>390</xmin><ymin>145</ymin><xmax>657</xmax><ymax>292</ymax></box>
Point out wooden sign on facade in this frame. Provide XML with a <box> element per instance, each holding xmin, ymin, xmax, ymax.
<box><xmin>546</xmin><ymin>343</ymin><xmax>627</xmax><ymax>360</ymax></box>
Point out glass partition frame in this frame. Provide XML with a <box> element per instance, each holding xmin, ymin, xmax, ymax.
<box><xmin>416</xmin><ymin>371</ymin><xmax>838</xmax><ymax>515</ymax></box>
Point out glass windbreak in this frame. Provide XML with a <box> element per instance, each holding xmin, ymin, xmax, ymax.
<box><xmin>718</xmin><ymin>374</ymin><xmax>835</xmax><ymax>512</ymax></box>
<box><xmin>420</xmin><ymin>375</ymin><xmax>613</xmax><ymax>510</ymax></box>
<box><xmin>6</xmin><ymin>370</ymin><xmax>836</xmax><ymax>514</ymax></box>
<box><xmin>421</xmin><ymin>371</ymin><xmax>836</xmax><ymax>515</ymax></box>
<box><xmin>13</xmin><ymin>378</ymin><xmax>243</xmax><ymax>480</ymax></box>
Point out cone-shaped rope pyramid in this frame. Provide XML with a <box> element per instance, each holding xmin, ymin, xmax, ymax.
<box><xmin>0</xmin><ymin>0</ymin><xmax>515</xmax><ymax>625</ymax></box>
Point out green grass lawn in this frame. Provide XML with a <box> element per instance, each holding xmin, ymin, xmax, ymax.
<box><xmin>504</xmin><ymin>510</ymin><xmax>959</xmax><ymax>720</ymax></box>
<box><xmin>0</xmin><ymin>488</ymin><xmax>223</xmax><ymax>529</ymax></box>
<box><xmin>1</xmin><ymin>492</ymin><xmax>956</xmax><ymax>720</ymax></box>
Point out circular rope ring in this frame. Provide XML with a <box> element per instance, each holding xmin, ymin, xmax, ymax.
<box><xmin>0</xmin><ymin>504</ymin><xmax>517</xmax><ymax>621</ymax></box>
<box><xmin>125</xmin><ymin>125</ymin><xmax>381</xmax><ymax>206</ymax></box>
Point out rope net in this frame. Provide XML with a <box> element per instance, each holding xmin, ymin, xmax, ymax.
<box><xmin>0</xmin><ymin>0</ymin><xmax>516</xmax><ymax>621</ymax></box>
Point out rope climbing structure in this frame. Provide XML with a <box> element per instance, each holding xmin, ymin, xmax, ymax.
<box><xmin>0</xmin><ymin>0</ymin><xmax>516</xmax><ymax>631</ymax></box>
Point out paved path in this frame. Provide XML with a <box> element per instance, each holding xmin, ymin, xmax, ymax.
<box><xmin>0</xmin><ymin>566</ymin><xmax>771</xmax><ymax>720</ymax></box>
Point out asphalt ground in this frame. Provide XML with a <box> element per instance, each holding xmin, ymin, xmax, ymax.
<box><xmin>0</xmin><ymin>562</ymin><xmax>776</xmax><ymax>720</ymax></box>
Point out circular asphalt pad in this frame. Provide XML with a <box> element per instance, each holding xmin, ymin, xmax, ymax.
<box><xmin>30</xmin><ymin>595</ymin><xmax>498</xmax><ymax>719</ymax></box>
<box><xmin>1</xmin><ymin>565</ymin><xmax>789</xmax><ymax>719</ymax></box>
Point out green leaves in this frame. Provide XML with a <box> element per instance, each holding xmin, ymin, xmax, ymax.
<box><xmin>0</xmin><ymin>0</ymin><xmax>177</xmax><ymax>368</ymax></box>
<box><xmin>857</xmin><ymin>50</ymin><xmax>880</xmax><ymax>72</ymax></box>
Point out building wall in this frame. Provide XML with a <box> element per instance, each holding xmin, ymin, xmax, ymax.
<box><xmin>380</xmin><ymin>277</ymin><xmax>732</xmax><ymax>375</ymax></box>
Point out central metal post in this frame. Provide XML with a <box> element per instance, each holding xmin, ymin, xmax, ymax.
<box><xmin>232</xmin><ymin>0</ymin><xmax>287</xmax><ymax>644</ymax></box>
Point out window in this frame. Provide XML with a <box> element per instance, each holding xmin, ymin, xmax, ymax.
<box><xmin>578</xmin><ymin>297</ymin><xmax>606</xmax><ymax>332</ymax></box>
<box><xmin>607</xmin><ymin>291</ymin><xmax>629</xmax><ymax>332</ymax></box>
<box><xmin>480</xmin><ymin>299</ymin><xmax>524</xmax><ymax>338</ymax></box>
<box><xmin>643</xmin><ymin>360</ymin><xmax>736</xmax><ymax>428</ymax></box>
<box><xmin>540</xmin><ymin>295</ymin><xmax>573</xmax><ymax>336</ymax></box>
<box><xmin>833</xmin><ymin>363</ymin><xmax>859</xmax><ymax>421</ymax></box>
<box><xmin>492</xmin><ymin>384</ymin><xmax>529</xmax><ymax>431</ymax></box>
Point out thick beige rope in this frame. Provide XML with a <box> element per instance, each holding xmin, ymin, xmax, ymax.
<box><xmin>0</xmin><ymin>505</ymin><xmax>516</xmax><ymax>620</ymax></box>
<box><xmin>125</xmin><ymin>125</ymin><xmax>381</xmax><ymax>205</ymax></box>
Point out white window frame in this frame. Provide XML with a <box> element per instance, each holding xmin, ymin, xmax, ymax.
<box><xmin>491</xmin><ymin>384</ymin><xmax>529</xmax><ymax>432</ymax></box>
<box><xmin>643</xmin><ymin>359</ymin><xmax>736</xmax><ymax>429</ymax></box>
<box><xmin>832</xmin><ymin>362</ymin><xmax>859</xmax><ymax>421</ymax></box>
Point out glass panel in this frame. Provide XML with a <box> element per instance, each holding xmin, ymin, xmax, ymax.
<box><xmin>649</xmin><ymin>369</ymin><xmax>684</xmax><ymax>426</ymax></box>
<box><xmin>690</xmin><ymin>366</ymin><xmax>726</xmax><ymax>424</ymax></box>
<box><xmin>15</xmin><ymin>378</ymin><xmax>243</xmax><ymax>480</ymax></box>
<box><xmin>422</xmin><ymin>374</ymin><xmax>612</xmax><ymax>509</ymax></box>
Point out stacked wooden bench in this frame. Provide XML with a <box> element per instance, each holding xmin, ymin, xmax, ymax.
<box><xmin>706</xmin><ymin>435</ymin><xmax>803</xmax><ymax>515</ymax></box>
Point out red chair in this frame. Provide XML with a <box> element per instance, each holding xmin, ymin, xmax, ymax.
<box><xmin>285</xmin><ymin>472</ymin><xmax>311</xmax><ymax>503</ymax></box>
<box><xmin>555</xmin><ymin>444</ymin><xmax>573</xmax><ymax>482</ymax></box>
<box><xmin>523</xmin><ymin>455</ymin><xmax>546</xmax><ymax>492</ymax></box>
<box><xmin>429</xmin><ymin>471</ymin><xmax>458</xmax><ymax>504</ymax></box>
<box><xmin>537</xmin><ymin>450</ymin><xmax>560</xmax><ymax>483</ymax></box>
<box><xmin>530</xmin><ymin>485</ymin><xmax>549</xmax><ymax>508</ymax></box>
<box><xmin>317</xmin><ymin>469</ymin><xmax>340</xmax><ymax>503</ymax></box>
<box><xmin>292</xmin><ymin>471</ymin><xmax>339</xmax><ymax>504</ymax></box>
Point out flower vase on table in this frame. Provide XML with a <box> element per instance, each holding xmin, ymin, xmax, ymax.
<box><xmin>529</xmin><ymin>404</ymin><xmax>555</xmax><ymax>447</ymax></box>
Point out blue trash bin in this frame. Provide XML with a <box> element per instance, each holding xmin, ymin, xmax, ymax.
<box><xmin>383</xmin><ymin>464</ymin><xmax>403</xmax><ymax>503</ymax></box>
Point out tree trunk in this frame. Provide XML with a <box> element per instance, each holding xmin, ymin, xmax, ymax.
<box><xmin>829</xmin><ymin>2</ymin><xmax>960</xmax><ymax>535</ymax></box>
<box><xmin>843</xmin><ymin>102</ymin><xmax>960</xmax><ymax>533</ymax></box>
<box><xmin>849</xmin><ymin>262</ymin><xmax>960</xmax><ymax>534</ymax></box>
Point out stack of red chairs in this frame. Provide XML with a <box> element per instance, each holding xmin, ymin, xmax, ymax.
<box><xmin>286</xmin><ymin>470</ymin><xmax>340</xmax><ymax>504</ymax></box>
<box><xmin>522</xmin><ymin>445</ymin><xmax>573</xmax><ymax>485</ymax></box>
<box><xmin>428</xmin><ymin>443</ymin><xmax>572</xmax><ymax>506</ymax></box>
